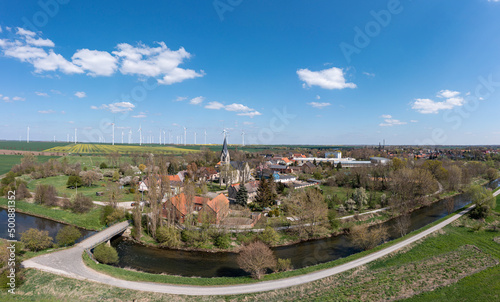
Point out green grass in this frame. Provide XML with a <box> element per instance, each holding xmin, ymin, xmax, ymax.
<box><xmin>0</xmin><ymin>198</ymin><xmax>104</xmax><ymax>230</ymax></box>
<box><xmin>0</xmin><ymin>154</ymin><xmax>59</xmax><ymax>175</ymax></box>
<box><xmin>25</xmin><ymin>175</ymin><xmax>135</xmax><ymax>202</ymax></box>
<box><xmin>0</xmin><ymin>140</ymin><xmax>69</xmax><ymax>152</ymax></box>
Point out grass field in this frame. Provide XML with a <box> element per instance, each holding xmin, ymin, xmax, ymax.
<box><xmin>0</xmin><ymin>154</ymin><xmax>59</xmax><ymax>175</ymax></box>
<box><xmin>0</xmin><ymin>198</ymin><xmax>104</xmax><ymax>230</ymax></box>
<box><xmin>0</xmin><ymin>141</ymin><xmax>69</xmax><ymax>152</ymax></box>
<box><xmin>24</xmin><ymin>175</ymin><xmax>136</xmax><ymax>203</ymax></box>
<box><xmin>44</xmin><ymin>143</ymin><xmax>198</xmax><ymax>154</ymax></box>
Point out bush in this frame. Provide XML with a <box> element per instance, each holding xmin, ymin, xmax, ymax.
<box><xmin>181</xmin><ymin>229</ymin><xmax>200</xmax><ymax>245</ymax></box>
<box><xmin>275</xmin><ymin>258</ymin><xmax>292</xmax><ymax>272</ymax></box>
<box><xmin>259</xmin><ymin>226</ymin><xmax>280</xmax><ymax>245</ymax></box>
<box><xmin>349</xmin><ymin>224</ymin><xmax>388</xmax><ymax>251</ymax></box>
<box><xmin>100</xmin><ymin>162</ymin><xmax>108</xmax><ymax>169</ymax></box>
<box><xmin>156</xmin><ymin>225</ymin><xmax>181</xmax><ymax>248</ymax></box>
<box><xmin>93</xmin><ymin>243</ymin><xmax>119</xmax><ymax>264</ymax></box>
<box><xmin>100</xmin><ymin>205</ymin><xmax>115</xmax><ymax>225</ymax></box>
<box><xmin>71</xmin><ymin>193</ymin><xmax>94</xmax><ymax>213</ymax></box>
<box><xmin>66</xmin><ymin>175</ymin><xmax>83</xmax><ymax>188</ymax></box>
<box><xmin>34</xmin><ymin>184</ymin><xmax>58</xmax><ymax>206</ymax></box>
<box><xmin>328</xmin><ymin>209</ymin><xmax>340</xmax><ymax>230</ymax></box>
<box><xmin>105</xmin><ymin>208</ymin><xmax>126</xmax><ymax>225</ymax></box>
<box><xmin>56</xmin><ymin>226</ymin><xmax>81</xmax><ymax>246</ymax></box>
<box><xmin>212</xmin><ymin>231</ymin><xmax>231</xmax><ymax>249</ymax></box>
<box><xmin>21</xmin><ymin>228</ymin><xmax>53</xmax><ymax>251</ymax></box>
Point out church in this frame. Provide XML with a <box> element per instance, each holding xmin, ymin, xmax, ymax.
<box><xmin>217</xmin><ymin>134</ymin><xmax>251</xmax><ymax>186</ymax></box>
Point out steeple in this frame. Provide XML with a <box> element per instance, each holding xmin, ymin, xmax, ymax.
<box><xmin>220</xmin><ymin>134</ymin><xmax>230</xmax><ymax>164</ymax></box>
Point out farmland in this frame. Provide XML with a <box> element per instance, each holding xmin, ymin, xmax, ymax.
<box><xmin>44</xmin><ymin>143</ymin><xmax>199</xmax><ymax>154</ymax></box>
<box><xmin>0</xmin><ymin>140</ymin><xmax>69</xmax><ymax>152</ymax></box>
<box><xmin>0</xmin><ymin>154</ymin><xmax>59</xmax><ymax>175</ymax></box>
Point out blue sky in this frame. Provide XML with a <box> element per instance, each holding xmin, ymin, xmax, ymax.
<box><xmin>1</xmin><ymin>0</ymin><xmax>500</xmax><ymax>145</ymax></box>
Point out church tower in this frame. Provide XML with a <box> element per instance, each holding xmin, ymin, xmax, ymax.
<box><xmin>220</xmin><ymin>134</ymin><xmax>230</xmax><ymax>164</ymax></box>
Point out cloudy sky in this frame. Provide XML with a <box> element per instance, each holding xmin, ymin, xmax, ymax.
<box><xmin>1</xmin><ymin>0</ymin><xmax>500</xmax><ymax>145</ymax></box>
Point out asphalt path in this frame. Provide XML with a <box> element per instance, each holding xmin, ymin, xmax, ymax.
<box><xmin>22</xmin><ymin>206</ymin><xmax>474</xmax><ymax>296</ymax></box>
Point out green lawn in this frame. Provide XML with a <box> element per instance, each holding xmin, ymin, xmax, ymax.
<box><xmin>25</xmin><ymin>175</ymin><xmax>135</xmax><ymax>202</ymax></box>
<box><xmin>0</xmin><ymin>198</ymin><xmax>104</xmax><ymax>230</ymax></box>
<box><xmin>0</xmin><ymin>140</ymin><xmax>69</xmax><ymax>152</ymax></box>
<box><xmin>0</xmin><ymin>154</ymin><xmax>59</xmax><ymax>175</ymax></box>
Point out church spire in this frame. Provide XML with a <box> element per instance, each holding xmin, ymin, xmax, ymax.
<box><xmin>220</xmin><ymin>132</ymin><xmax>230</xmax><ymax>164</ymax></box>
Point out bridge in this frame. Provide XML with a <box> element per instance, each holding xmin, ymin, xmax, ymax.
<box><xmin>78</xmin><ymin>221</ymin><xmax>130</xmax><ymax>250</ymax></box>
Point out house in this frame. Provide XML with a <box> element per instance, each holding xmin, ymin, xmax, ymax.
<box><xmin>198</xmin><ymin>167</ymin><xmax>218</xmax><ymax>181</ymax></box>
<box><xmin>228</xmin><ymin>180</ymin><xmax>260</xmax><ymax>203</ymax></box>
<box><xmin>162</xmin><ymin>192</ymin><xmax>230</xmax><ymax>225</ymax></box>
<box><xmin>200</xmin><ymin>193</ymin><xmax>230</xmax><ymax>224</ymax></box>
<box><xmin>138</xmin><ymin>174</ymin><xmax>183</xmax><ymax>196</ymax></box>
<box><xmin>273</xmin><ymin>173</ymin><xmax>297</xmax><ymax>183</ymax></box>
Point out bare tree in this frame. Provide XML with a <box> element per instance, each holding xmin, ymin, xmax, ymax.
<box><xmin>105</xmin><ymin>182</ymin><xmax>121</xmax><ymax>209</ymax></box>
<box><xmin>393</xmin><ymin>213</ymin><xmax>411</xmax><ymax>237</ymax></box>
<box><xmin>349</xmin><ymin>224</ymin><xmax>388</xmax><ymax>251</ymax></box>
<box><xmin>282</xmin><ymin>187</ymin><xmax>328</xmax><ymax>237</ymax></box>
<box><xmin>237</xmin><ymin>241</ymin><xmax>277</xmax><ymax>279</ymax></box>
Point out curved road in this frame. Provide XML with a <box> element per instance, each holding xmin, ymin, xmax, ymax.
<box><xmin>23</xmin><ymin>206</ymin><xmax>473</xmax><ymax>296</ymax></box>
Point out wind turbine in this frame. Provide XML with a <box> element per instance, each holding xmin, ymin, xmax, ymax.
<box><xmin>128</xmin><ymin>129</ymin><xmax>132</xmax><ymax>144</ymax></box>
<box><xmin>168</xmin><ymin>130</ymin><xmax>172</xmax><ymax>144</ymax></box>
<box><xmin>184</xmin><ymin>127</ymin><xmax>187</xmax><ymax>146</ymax></box>
<box><xmin>194</xmin><ymin>132</ymin><xmax>197</xmax><ymax>145</ymax></box>
<box><xmin>159</xmin><ymin>129</ymin><xmax>162</xmax><ymax>145</ymax></box>
<box><xmin>121</xmin><ymin>131</ymin><xmax>124</xmax><ymax>144</ymax></box>
<box><xmin>27</xmin><ymin>126</ymin><xmax>30</xmax><ymax>143</ymax></box>
<box><xmin>241</xmin><ymin>130</ymin><xmax>245</xmax><ymax>147</ymax></box>
<box><xmin>138</xmin><ymin>124</ymin><xmax>142</xmax><ymax>146</ymax></box>
<box><xmin>74</xmin><ymin>128</ymin><xmax>77</xmax><ymax>144</ymax></box>
<box><xmin>204</xmin><ymin>129</ymin><xmax>207</xmax><ymax>145</ymax></box>
<box><xmin>67</xmin><ymin>133</ymin><xmax>69</xmax><ymax>143</ymax></box>
<box><xmin>163</xmin><ymin>130</ymin><xmax>166</xmax><ymax>145</ymax></box>
<box><xmin>112</xmin><ymin>121</ymin><xmax>115</xmax><ymax>145</ymax></box>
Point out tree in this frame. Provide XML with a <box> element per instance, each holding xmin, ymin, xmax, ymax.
<box><xmin>486</xmin><ymin>168</ymin><xmax>499</xmax><ymax>181</ymax></box>
<box><xmin>15</xmin><ymin>182</ymin><xmax>31</xmax><ymax>200</ymax></box>
<box><xmin>81</xmin><ymin>170</ymin><xmax>102</xmax><ymax>187</ymax></box>
<box><xmin>56</xmin><ymin>226</ymin><xmax>81</xmax><ymax>246</ymax></box>
<box><xmin>446</xmin><ymin>165</ymin><xmax>462</xmax><ymax>191</ymax></box>
<box><xmin>156</xmin><ymin>225</ymin><xmax>181</xmax><ymax>248</ymax></box>
<box><xmin>71</xmin><ymin>193</ymin><xmax>94</xmax><ymax>213</ymax></box>
<box><xmin>352</xmin><ymin>187</ymin><xmax>368</xmax><ymax>210</ymax></box>
<box><xmin>393</xmin><ymin>213</ymin><xmax>411</xmax><ymax>237</ymax></box>
<box><xmin>112</xmin><ymin>170</ymin><xmax>120</xmax><ymax>182</ymax></box>
<box><xmin>34</xmin><ymin>184</ymin><xmax>58</xmax><ymax>206</ymax></box>
<box><xmin>237</xmin><ymin>241</ymin><xmax>277</xmax><ymax>279</ymax></box>
<box><xmin>21</xmin><ymin>228</ymin><xmax>53</xmax><ymax>251</ymax></box>
<box><xmin>349</xmin><ymin>224</ymin><xmax>388</xmax><ymax>251</ymax></box>
<box><xmin>282</xmin><ymin>187</ymin><xmax>328</xmax><ymax>237</ymax></box>
<box><xmin>255</xmin><ymin>178</ymin><xmax>276</xmax><ymax>208</ymax></box>
<box><xmin>259</xmin><ymin>226</ymin><xmax>280</xmax><ymax>245</ymax></box>
<box><xmin>467</xmin><ymin>185</ymin><xmax>496</xmax><ymax>219</ymax></box>
<box><xmin>235</xmin><ymin>183</ymin><xmax>248</xmax><ymax>207</ymax></box>
<box><xmin>93</xmin><ymin>243</ymin><xmax>119</xmax><ymax>264</ymax></box>
<box><xmin>66</xmin><ymin>175</ymin><xmax>83</xmax><ymax>188</ymax></box>
<box><xmin>105</xmin><ymin>182</ymin><xmax>121</xmax><ymax>208</ymax></box>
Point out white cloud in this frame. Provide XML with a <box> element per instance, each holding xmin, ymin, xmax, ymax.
<box><xmin>0</xmin><ymin>26</ymin><xmax>2</xmax><ymax>33</ymax></box>
<box><xmin>308</xmin><ymin>102</ymin><xmax>331</xmax><ymax>109</ymax></box>
<box><xmin>436</xmin><ymin>90</ymin><xmax>460</xmax><ymax>99</ymax></box>
<box><xmin>50</xmin><ymin>89</ymin><xmax>62</xmax><ymax>95</ymax></box>
<box><xmin>243</xmin><ymin>121</ymin><xmax>254</xmax><ymax>125</ymax></box>
<box><xmin>38</xmin><ymin>109</ymin><xmax>56</xmax><ymax>114</ymax></box>
<box><xmin>363</xmin><ymin>72</ymin><xmax>375</xmax><ymax>77</ymax></box>
<box><xmin>238</xmin><ymin>111</ymin><xmax>262</xmax><ymax>118</ymax></box>
<box><xmin>12</xmin><ymin>96</ymin><xmax>25</xmax><ymax>101</ymax></box>
<box><xmin>74</xmin><ymin>91</ymin><xmax>86</xmax><ymax>98</ymax></box>
<box><xmin>297</xmin><ymin>67</ymin><xmax>356</xmax><ymax>90</ymax></box>
<box><xmin>379</xmin><ymin>115</ymin><xmax>407</xmax><ymax>127</ymax></box>
<box><xmin>316</xmin><ymin>95</ymin><xmax>321</xmax><ymax>100</ymax></box>
<box><xmin>68</xmin><ymin>121</ymin><xmax>74</xmax><ymax>124</ymax></box>
<box><xmin>412</xmin><ymin>90</ymin><xmax>465</xmax><ymax>114</ymax></box>
<box><xmin>132</xmin><ymin>112</ymin><xmax>147</xmax><ymax>118</ymax></box>
<box><xmin>72</xmin><ymin>49</ymin><xmax>117</xmax><ymax>76</ymax></box>
<box><xmin>3</xmin><ymin>96</ymin><xmax>11</xmax><ymax>102</ymax></box>
<box><xmin>174</xmin><ymin>96</ymin><xmax>187</xmax><ymax>102</ymax></box>
<box><xmin>204</xmin><ymin>101</ymin><xmax>260</xmax><ymax>117</ymax></box>
<box><xmin>205</xmin><ymin>101</ymin><xmax>225</xmax><ymax>110</ymax></box>
<box><xmin>93</xmin><ymin>102</ymin><xmax>135</xmax><ymax>113</ymax></box>
<box><xmin>1</xmin><ymin>29</ymin><xmax>203</xmax><ymax>85</ymax></box>
<box><xmin>189</xmin><ymin>96</ymin><xmax>204</xmax><ymax>105</ymax></box>
<box><xmin>410</xmin><ymin>120</ymin><xmax>418</xmax><ymax>123</ymax></box>
<box><xmin>35</xmin><ymin>91</ymin><xmax>49</xmax><ymax>97</ymax></box>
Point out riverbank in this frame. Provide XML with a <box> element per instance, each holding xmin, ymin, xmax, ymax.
<box><xmin>0</xmin><ymin>198</ymin><xmax>104</xmax><ymax>231</ymax></box>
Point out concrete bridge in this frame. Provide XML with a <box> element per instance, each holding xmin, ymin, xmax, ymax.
<box><xmin>78</xmin><ymin>221</ymin><xmax>130</xmax><ymax>250</ymax></box>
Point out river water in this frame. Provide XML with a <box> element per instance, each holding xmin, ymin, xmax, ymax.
<box><xmin>2</xmin><ymin>179</ymin><xmax>498</xmax><ymax>278</ymax></box>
